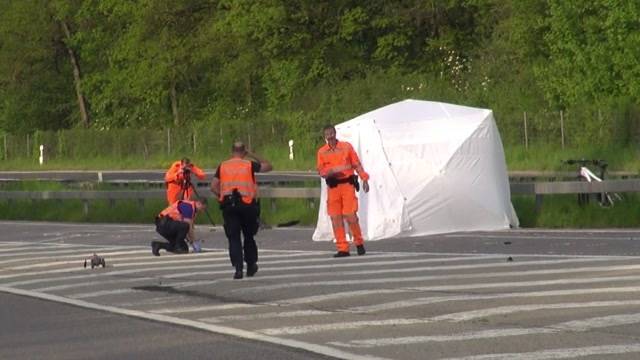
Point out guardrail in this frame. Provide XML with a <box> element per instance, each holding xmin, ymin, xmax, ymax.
<box><xmin>510</xmin><ymin>179</ymin><xmax>640</xmax><ymax>210</ymax></box>
<box><xmin>0</xmin><ymin>187</ymin><xmax>320</xmax><ymax>216</ymax></box>
<box><xmin>1</xmin><ymin>170</ymin><xmax>638</xmax><ymax>184</ymax></box>
<box><xmin>1</xmin><ymin>179</ymin><xmax>639</xmax><ymax>215</ymax></box>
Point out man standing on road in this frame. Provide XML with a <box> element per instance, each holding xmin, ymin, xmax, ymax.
<box><xmin>211</xmin><ymin>141</ymin><xmax>272</xmax><ymax>279</ymax></box>
<box><xmin>164</xmin><ymin>158</ymin><xmax>206</xmax><ymax>205</ymax></box>
<box><xmin>152</xmin><ymin>199</ymin><xmax>205</xmax><ymax>256</ymax></box>
<box><xmin>317</xmin><ymin>125</ymin><xmax>370</xmax><ymax>258</ymax></box>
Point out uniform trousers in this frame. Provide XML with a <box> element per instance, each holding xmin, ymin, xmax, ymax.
<box><xmin>155</xmin><ymin>217</ymin><xmax>189</xmax><ymax>252</ymax></box>
<box><xmin>222</xmin><ymin>201</ymin><xmax>259</xmax><ymax>271</ymax></box>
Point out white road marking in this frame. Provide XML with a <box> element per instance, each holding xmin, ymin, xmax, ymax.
<box><xmin>433</xmin><ymin>300</ymin><xmax>640</xmax><ymax>322</ymax></box>
<box><xmin>0</xmin><ymin>246</ymin><xmax>124</xmax><ymax>259</ymax></box>
<box><xmin>331</xmin><ymin>312</ymin><xmax>640</xmax><ymax>348</ymax></box>
<box><xmin>231</xmin><ymin>260</ymin><xmax>640</xmax><ymax>294</ymax></box>
<box><xmin>438</xmin><ymin>344</ymin><xmax>640</xmax><ymax>360</ymax></box>
<box><xmin>200</xmin><ymin>310</ymin><xmax>333</xmax><ymax>323</ymax></box>
<box><xmin>151</xmin><ymin>303</ymin><xmax>258</xmax><ymax>314</ymax></box>
<box><xmin>0</xmin><ymin>285</ymin><xmax>388</xmax><ymax>360</ymax></box>
<box><xmin>330</xmin><ymin>328</ymin><xmax>556</xmax><ymax>348</ymax></box>
<box><xmin>3</xmin><ymin>251</ymin><xmax>463</xmax><ymax>286</ymax></box>
<box><xmin>350</xmin><ymin>285</ymin><xmax>640</xmax><ymax>313</ymax></box>
<box><xmin>259</xmin><ymin>300</ymin><xmax>640</xmax><ymax>335</ymax></box>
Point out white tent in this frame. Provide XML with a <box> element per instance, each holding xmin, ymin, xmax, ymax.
<box><xmin>312</xmin><ymin>99</ymin><xmax>519</xmax><ymax>241</ymax></box>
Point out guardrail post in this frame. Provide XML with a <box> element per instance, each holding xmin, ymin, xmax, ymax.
<box><xmin>535</xmin><ymin>194</ymin><xmax>543</xmax><ymax>212</ymax></box>
<box><xmin>83</xmin><ymin>200</ymin><xmax>89</xmax><ymax>216</ymax></box>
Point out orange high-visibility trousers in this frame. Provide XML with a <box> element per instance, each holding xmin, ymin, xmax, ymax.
<box><xmin>327</xmin><ymin>183</ymin><xmax>364</xmax><ymax>252</ymax></box>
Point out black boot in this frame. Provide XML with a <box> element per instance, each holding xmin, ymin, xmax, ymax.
<box><xmin>356</xmin><ymin>245</ymin><xmax>366</xmax><ymax>256</ymax></box>
<box><xmin>333</xmin><ymin>251</ymin><xmax>350</xmax><ymax>258</ymax></box>
<box><xmin>233</xmin><ymin>265</ymin><xmax>243</xmax><ymax>279</ymax></box>
<box><xmin>151</xmin><ymin>241</ymin><xmax>163</xmax><ymax>256</ymax></box>
<box><xmin>247</xmin><ymin>263</ymin><xmax>259</xmax><ymax>277</ymax></box>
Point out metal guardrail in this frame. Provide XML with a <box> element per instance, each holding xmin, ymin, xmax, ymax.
<box><xmin>2</xmin><ymin>176</ymin><xmax>640</xmax><ymax>216</ymax></box>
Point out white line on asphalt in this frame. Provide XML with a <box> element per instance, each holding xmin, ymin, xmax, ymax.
<box><xmin>0</xmin><ymin>286</ymin><xmax>388</xmax><ymax>360</ymax></box>
<box><xmin>230</xmin><ymin>258</ymin><xmax>640</xmax><ymax>294</ymax></box>
<box><xmin>329</xmin><ymin>328</ymin><xmax>557</xmax><ymax>348</ymax></box>
<box><xmin>0</xmin><ymin>249</ymin><xmax>223</xmax><ymax>266</ymax></box>
<box><xmin>3</xmin><ymin>251</ymin><xmax>436</xmax><ymax>286</ymax></box>
<box><xmin>0</xmin><ymin>246</ymin><xmax>125</xmax><ymax>259</ymax></box>
<box><xmin>193</xmin><ymin>286</ymin><xmax>640</xmax><ymax>325</ymax></box>
<box><xmin>39</xmin><ymin>264</ymin><xmax>640</xmax><ymax>303</ymax></box>
<box><xmin>0</xmin><ymin>250</ymin><xmax>334</xmax><ymax>279</ymax></box>
<box><xmin>349</xmin><ymin>285</ymin><xmax>640</xmax><ymax>313</ymax></box>
<box><xmin>330</xmin><ymin>312</ymin><xmax>640</xmax><ymax>348</ymax></box>
<box><xmin>258</xmin><ymin>300</ymin><xmax>640</xmax><ymax>336</ymax></box>
<box><xmin>151</xmin><ymin>303</ymin><xmax>257</xmax><ymax>314</ymax></box>
<box><xmin>433</xmin><ymin>300</ymin><xmax>640</xmax><ymax>322</ymax></box>
<box><xmin>438</xmin><ymin>344</ymin><xmax>640</xmax><ymax>360</ymax></box>
<box><xmin>4</xmin><ymin>251</ymin><xmax>228</xmax><ymax>270</ymax></box>
<box><xmin>200</xmin><ymin>310</ymin><xmax>333</xmax><ymax>323</ymax></box>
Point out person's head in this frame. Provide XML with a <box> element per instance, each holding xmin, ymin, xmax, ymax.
<box><xmin>180</xmin><ymin>157</ymin><xmax>191</xmax><ymax>167</ymax></box>
<box><xmin>322</xmin><ymin>125</ymin><xmax>337</xmax><ymax>146</ymax></box>
<box><xmin>231</xmin><ymin>141</ymin><xmax>247</xmax><ymax>157</ymax></box>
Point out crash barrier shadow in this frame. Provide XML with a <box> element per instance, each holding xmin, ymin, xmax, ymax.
<box><xmin>0</xmin><ymin>187</ymin><xmax>321</xmax><ymax>216</ymax></box>
<box><xmin>510</xmin><ymin>179</ymin><xmax>640</xmax><ymax>211</ymax></box>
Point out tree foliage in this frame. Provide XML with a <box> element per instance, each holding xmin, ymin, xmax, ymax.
<box><xmin>0</xmin><ymin>0</ymin><xmax>638</xmax><ymax>147</ymax></box>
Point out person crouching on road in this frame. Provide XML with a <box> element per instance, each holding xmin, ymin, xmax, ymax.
<box><xmin>164</xmin><ymin>157</ymin><xmax>206</xmax><ymax>205</ymax></box>
<box><xmin>152</xmin><ymin>199</ymin><xmax>205</xmax><ymax>256</ymax></box>
<box><xmin>317</xmin><ymin>124</ymin><xmax>370</xmax><ymax>258</ymax></box>
<box><xmin>211</xmin><ymin>141</ymin><xmax>272</xmax><ymax>280</ymax></box>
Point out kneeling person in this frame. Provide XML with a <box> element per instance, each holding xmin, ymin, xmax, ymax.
<box><xmin>152</xmin><ymin>200</ymin><xmax>205</xmax><ymax>256</ymax></box>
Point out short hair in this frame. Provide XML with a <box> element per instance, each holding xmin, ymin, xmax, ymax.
<box><xmin>322</xmin><ymin>124</ymin><xmax>335</xmax><ymax>132</ymax></box>
<box><xmin>232</xmin><ymin>141</ymin><xmax>246</xmax><ymax>153</ymax></box>
<box><xmin>181</xmin><ymin>157</ymin><xmax>191</xmax><ymax>165</ymax></box>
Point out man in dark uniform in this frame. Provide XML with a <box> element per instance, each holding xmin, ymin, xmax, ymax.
<box><xmin>211</xmin><ymin>141</ymin><xmax>272</xmax><ymax>279</ymax></box>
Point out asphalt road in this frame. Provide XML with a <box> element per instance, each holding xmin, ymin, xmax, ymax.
<box><xmin>2</xmin><ymin>221</ymin><xmax>640</xmax><ymax>359</ymax></box>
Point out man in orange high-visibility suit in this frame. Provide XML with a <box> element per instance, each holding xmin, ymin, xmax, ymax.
<box><xmin>164</xmin><ymin>157</ymin><xmax>206</xmax><ymax>205</ymax></box>
<box><xmin>211</xmin><ymin>141</ymin><xmax>272</xmax><ymax>279</ymax></box>
<box><xmin>317</xmin><ymin>124</ymin><xmax>370</xmax><ymax>258</ymax></box>
<box><xmin>152</xmin><ymin>199</ymin><xmax>205</xmax><ymax>256</ymax></box>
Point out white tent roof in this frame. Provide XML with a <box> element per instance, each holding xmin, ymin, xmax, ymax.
<box><xmin>312</xmin><ymin>99</ymin><xmax>519</xmax><ymax>241</ymax></box>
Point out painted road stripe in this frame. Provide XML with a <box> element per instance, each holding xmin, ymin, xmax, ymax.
<box><xmin>231</xmin><ymin>260</ymin><xmax>640</xmax><ymax>294</ymax></box>
<box><xmin>331</xmin><ymin>312</ymin><xmax>640</xmax><ymax>348</ymax></box>
<box><xmin>199</xmin><ymin>309</ymin><xmax>334</xmax><ymax>323</ymax></box>
<box><xmin>0</xmin><ymin>285</ymin><xmax>388</xmax><ymax>360</ymax></box>
<box><xmin>0</xmin><ymin>246</ymin><xmax>125</xmax><ymax>259</ymax></box>
<box><xmin>330</xmin><ymin>328</ymin><xmax>556</xmax><ymax>348</ymax></box>
<box><xmin>259</xmin><ymin>300</ymin><xmax>640</xmax><ymax>336</ymax></box>
<box><xmin>151</xmin><ymin>303</ymin><xmax>258</xmax><ymax>314</ymax></box>
<box><xmin>0</xmin><ymin>250</ymin><xmax>336</xmax><ymax>280</ymax></box>
<box><xmin>36</xmin><ymin>265</ymin><xmax>640</xmax><ymax>303</ymax></box>
<box><xmin>350</xmin><ymin>285</ymin><xmax>640</xmax><ymax>313</ymax></box>
<box><xmin>197</xmin><ymin>286</ymin><xmax>640</xmax><ymax>324</ymax></box>
<box><xmin>0</xmin><ymin>249</ymin><xmax>225</xmax><ymax>267</ymax></box>
<box><xmin>2</xmin><ymin>251</ymin><xmax>458</xmax><ymax>286</ymax></box>
<box><xmin>37</xmin><ymin>255</ymin><xmax>503</xmax><ymax>293</ymax></box>
<box><xmin>438</xmin><ymin>344</ymin><xmax>640</xmax><ymax>360</ymax></box>
<box><xmin>433</xmin><ymin>300</ymin><xmax>640</xmax><ymax>322</ymax></box>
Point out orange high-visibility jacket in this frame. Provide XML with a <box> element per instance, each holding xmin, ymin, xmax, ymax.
<box><xmin>164</xmin><ymin>161</ymin><xmax>206</xmax><ymax>204</ymax></box>
<box><xmin>218</xmin><ymin>158</ymin><xmax>257</xmax><ymax>204</ymax></box>
<box><xmin>158</xmin><ymin>200</ymin><xmax>197</xmax><ymax>221</ymax></box>
<box><xmin>317</xmin><ymin>141</ymin><xmax>369</xmax><ymax>181</ymax></box>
